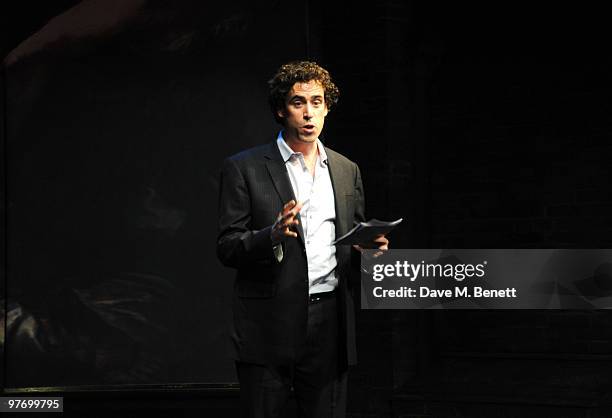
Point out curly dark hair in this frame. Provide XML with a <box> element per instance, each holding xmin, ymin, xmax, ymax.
<box><xmin>268</xmin><ymin>61</ymin><xmax>340</xmax><ymax>124</ymax></box>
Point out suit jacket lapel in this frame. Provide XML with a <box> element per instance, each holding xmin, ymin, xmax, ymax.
<box><xmin>324</xmin><ymin>145</ymin><xmax>350</xmax><ymax>238</ymax></box>
<box><xmin>264</xmin><ymin>142</ymin><xmax>306</xmax><ymax>245</ymax></box>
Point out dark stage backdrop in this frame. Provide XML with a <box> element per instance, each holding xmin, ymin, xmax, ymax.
<box><xmin>2</xmin><ymin>1</ymin><xmax>308</xmax><ymax>388</ymax></box>
<box><xmin>4</xmin><ymin>2</ymin><xmax>612</xmax><ymax>415</ymax></box>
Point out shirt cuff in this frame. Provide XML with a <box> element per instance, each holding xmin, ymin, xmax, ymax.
<box><xmin>273</xmin><ymin>243</ymin><xmax>284</xmax><ymax>263</ymax></box>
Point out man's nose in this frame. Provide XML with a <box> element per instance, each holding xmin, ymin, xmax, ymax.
<box><xmin>303</xmin><ymin>103</ymin><xmax>313</xmax><ymax>119</ymax></box>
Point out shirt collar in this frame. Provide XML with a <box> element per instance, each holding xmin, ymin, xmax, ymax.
<box><xmin>276</xmin><ymin>131</ymin><xmax>328</xmax><ymax>167</ymax></box>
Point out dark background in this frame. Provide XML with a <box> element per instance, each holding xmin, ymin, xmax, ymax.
<box><xmin>2</xmin><ymin>1</ymin><xmax>612</xmax><ymax>416</ymax></box>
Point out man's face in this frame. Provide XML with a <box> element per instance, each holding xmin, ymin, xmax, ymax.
<box><xmin>277</xmin><ymin>80</ymin><xmax>328</xmax><ymax>144</ymax></box>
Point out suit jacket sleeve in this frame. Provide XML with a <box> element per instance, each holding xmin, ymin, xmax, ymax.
<box><xmin>350</xmin><ymin>163</ymin><xmax>367</xmax><ymax>285</ymax></box>
<box><xmin>216</xmin><ymin>157</ymin><xmax>276</xmax><ymax>268</ymax></box>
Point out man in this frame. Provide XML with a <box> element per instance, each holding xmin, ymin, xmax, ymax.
<box><xmin>217</xmin><ymin>61</ymin><xmax>388</xmax><ymax>417</ymax></box>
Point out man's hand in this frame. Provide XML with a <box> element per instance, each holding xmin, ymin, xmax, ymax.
<box><xmin>271</xmin><ymin>200</ymin><xmax>303</xmax><ymax>244</ymax></box>
<box><xmin>353</xmin><ymin>234</ymin><xmax>389</xmax><ymax>257</ymax></box>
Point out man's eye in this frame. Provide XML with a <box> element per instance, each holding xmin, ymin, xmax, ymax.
<box><xmin>292</xmin><ymin>101</ymin><xmax>302</xmax><ymax>107</ymax></box>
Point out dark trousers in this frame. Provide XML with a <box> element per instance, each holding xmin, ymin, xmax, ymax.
<box><xmin>236</xmin><ymin>295</ymin><xmax>347</xmax><ymax>418</ymax></box>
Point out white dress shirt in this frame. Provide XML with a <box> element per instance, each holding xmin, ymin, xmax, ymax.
<box><xmin>276</xmin><ymin>132</ymin><xmax>338</xmax><ymax>294</ymax></box>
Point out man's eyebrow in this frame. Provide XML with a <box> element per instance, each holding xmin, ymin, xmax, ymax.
<box><xmin>289</xmin><ymin>94</ymin><xmax>324</xmax><ymax>101</ymax></box>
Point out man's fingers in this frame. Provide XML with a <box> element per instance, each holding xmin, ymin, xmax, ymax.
<box><xmin>373</xmin><ymin>235</ymin><xmax>389</xmax><ymax>249</ymax></box>
<box><xmin>281</xmin><ymin>227</ymin><xmax>297</xmax><ymax>238</ymax></box>
<box><xmin>279</xmin><ymin>212</ymin><xmax>297</xmax><ymax>224</ymax></box>
<box><xmin>281</xmin><ymin>199</ymin><xmax>298</xmax><ymax>215</ymax></box>
<box><xmin>282</xmin><ymin>200</ymin><xmax>296</xmax><ymax>211</ymax></box>
<box><xmin>280</xmin><ymin>207</ymin><xmax>302</xmax><ymax>222</ymax></box>
<box><xmin>272</xmin><ymin>200</ymin><xmax>303</xmax><ymax>241</ymax></box>
<box><xmin>374</xmin><ymin>234</ymin><xmax>388</xmax><ymax>243</ymax></box>
<box><xmin>278</xmin><ymin>200</ymin><xmax>303</xmax><ymax>222</ymax></box>
<box><xmin>272</xmin><ymin>200</ymin><xmax>302</xmax><ymax>242</ymax></box>
<box><xmin>275</xmin><ymin>216</ymin><xmax>299</xmax><ymax>231</ymax></box>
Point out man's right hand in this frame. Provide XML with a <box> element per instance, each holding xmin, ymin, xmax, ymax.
<box><xmin>271</xmin><ymin>199</ymin><xmax>303</xmax><ymax>244</ymax></box>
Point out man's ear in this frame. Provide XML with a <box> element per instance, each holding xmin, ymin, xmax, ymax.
<box><xmin>276</xmin><ymin>108</ymin><xmax>285</xmax><ymax>119</ymax></box>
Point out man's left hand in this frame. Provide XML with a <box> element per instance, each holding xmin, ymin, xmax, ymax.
<box><xmin>353</xmin><ymin>234</ymin><xmax>389</xmax><ymax>253</ymax></box>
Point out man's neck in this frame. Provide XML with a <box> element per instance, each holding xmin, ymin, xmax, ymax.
<box><xmin>284</xmin><ymin>135</ymin><xmax>318</xmax><ymax>160</ymax></box>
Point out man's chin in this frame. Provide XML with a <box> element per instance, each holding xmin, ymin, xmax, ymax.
<box><xmin>297</xmin><ymin>134</ymin><xmax>317</xmax><ymax>143</ymax></box>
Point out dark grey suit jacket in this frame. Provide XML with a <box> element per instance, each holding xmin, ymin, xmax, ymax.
<box><xmin>217</xmin><ymin>140</ymin><xmax>365</xmax><ymax>366</ymax></box>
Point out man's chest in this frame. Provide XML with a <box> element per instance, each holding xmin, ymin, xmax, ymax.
<box><xmin>285</xmin><ymin>162</ymin><xmax>336</xmax><ymax>237</ymax></box>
